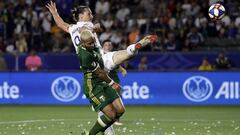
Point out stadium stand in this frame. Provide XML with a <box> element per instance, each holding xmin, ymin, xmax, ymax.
<box><xmin>0</xmin><ymin>0</ymin><xmax>239</xmax><ymax>71</ymax></box>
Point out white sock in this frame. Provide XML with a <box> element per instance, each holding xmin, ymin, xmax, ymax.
<box><xmin>97</xmin><ymin>111</ymin><xmax>116</xmax><ymax>135</ymax></box>
<box><xmin>97</xmin><ymin>111</ymin><xmax>104</xmax><ymax>118</ymax></box>
<box><xmin>126</xmin><ymin>44</ymin><xmax>138</xmax><ymax>55</ymax></box>
<box><xmin>104</xmin><ymin>125</ymin><xmax>116</xmax><ymax>135</ymax></box>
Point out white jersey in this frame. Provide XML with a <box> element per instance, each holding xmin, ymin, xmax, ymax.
<box><xmin>68</xmin><ymin>21</ymin><xmax>116</xmax><ymax>71</ymax></box>
<box><xmin>68</xmin><ymin>21</ymin><xmax>103</xmax><ymax>54</ymax></box>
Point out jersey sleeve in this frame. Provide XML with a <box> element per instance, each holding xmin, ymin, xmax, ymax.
<box><xmin>68</xmin><ymin>24</ymin><xmax>75</xmax><ymax>33</ymax></box>
<box><xmin>81</xmin><ymin>53</ymin><xmax>99</xmax><ymax>72</ymax></box>
<box><xmin>77</xmin><ymin>22</ymin><xmax>94</xmax><ymax>29</ymax></box>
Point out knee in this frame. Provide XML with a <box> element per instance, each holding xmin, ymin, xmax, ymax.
<box><xmin>115</xmin><ymin>107</ymin><xmax>125</xmax><ymax>119</ymax></box>
<box><xmin>107</xmin><ymin>109</ymin><xmax>126</xmax><ymax>121</ymax></box>
<box><xmin>103</xmin><ymin>104</ymin><xmax>125</xmax><ymax>120</ymax></box>
<box><xmin>116</xmin><ymin>106</ymin><xmax>125</xmax><ymax>114</ymax></box>
<box><xmin>106</xmin><ymin>110</ymin><xmax>117</xmax><ymax>120</ymax></box>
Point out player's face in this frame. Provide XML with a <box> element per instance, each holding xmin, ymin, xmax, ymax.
<box><xmin>103</xmin><ymin>41</ymin><xmax>113</xmax><ymax>52</ymax></box>
<box><xmin>80</xmin><ymin>8</ymin><xmax>93</xmax><ymax>22</ymax></box>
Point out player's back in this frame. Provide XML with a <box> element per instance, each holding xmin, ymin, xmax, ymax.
<box><xmin>68</xmin><ymin>24</ymin><xmax>81</xmax><ymax>53</ymax></box>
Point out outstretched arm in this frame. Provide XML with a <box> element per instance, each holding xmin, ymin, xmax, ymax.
<box><xmin>46</xmin><ymin>1</ymin><xmax>70</xmax><ymax>33</ymax></box>
<box><xmin>118</xmin><ymin>66</ymin><xmax>127</xmax><ymax>77</ymax></box>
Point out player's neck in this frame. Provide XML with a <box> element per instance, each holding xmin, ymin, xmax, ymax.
<box><xmin>78</xmin><ymin>20</ymin><xmax>92</xmax><ymax>22</ymax></box>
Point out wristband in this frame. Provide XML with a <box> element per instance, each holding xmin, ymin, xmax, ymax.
<box><xmin>108</xmin><ymin>80</ymin><xmax>114</xmax><ymax>86</ymax></box>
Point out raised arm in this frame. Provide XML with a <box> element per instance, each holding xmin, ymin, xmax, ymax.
<box><xmin>46</xmin><ymin>1</ymin><xmax>70</xmax><ymax>33</ymax></box>
<box><xmin>118</xmin><ymin>66</ymin><xmax>127</xmax><ymax>77</ymax></box>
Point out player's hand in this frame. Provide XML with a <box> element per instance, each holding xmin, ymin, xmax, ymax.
<box><xmin>46</xmin><ymin>1</ymin><xmax>57</xmax><ymax>14</ymax></box>
<box><xmin>111</xmin><ymin>83</ymin><xmax>121</xmax><ymax>91</ymax></box>
<box><xmin>121</xmin><ymin>68</ymin><xmax>127</xmax><ymax>77</ymax></box>
<box><xmin>93</xmin><ymin>23</ymin><xmax>102</xmax><ymax>33</ymax></box>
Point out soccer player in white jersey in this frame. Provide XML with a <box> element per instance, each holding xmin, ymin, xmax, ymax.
<box><xmin>46</xmin><ymin>1</ymin><xmax>157</xmax><ymax>72</ymax></box>
<box><xmin>46</xmin><ymin>1</ymin><xmax>157</xmax><ymax>135</ymax></box>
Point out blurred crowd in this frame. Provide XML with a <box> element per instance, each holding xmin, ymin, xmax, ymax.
<box><xmin>0</xmin><ymin>0</ymin><xmax>239</xmax><ymax>71</ymax></box>
<box><xmin>197</xmin><ymin>52</ymin><xmax>232</xmax><ymax>71</ymax></box>
<box><xmin>0</xmin><ymin>0</ymin><xmax>239</xmax><ymax>55</ymax></box>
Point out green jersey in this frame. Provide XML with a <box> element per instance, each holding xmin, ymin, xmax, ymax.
<box><xmin>77</xmin><ymin>46</ymin><xmax>119</xmax><ymax>112</ymax></box>
<box><xmin>78</xmin><ymin>47</ymin><xmax>104</xmax><ymax>84</ymax></box>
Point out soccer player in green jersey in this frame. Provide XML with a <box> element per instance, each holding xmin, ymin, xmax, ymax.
<box><xmin>79</xmin><ymin>30</ymin><xmax>124</xmax><ymax>135</ymax></box>
<box><xmin>79</xmin><ymin>29</ymin><xmax>154</xmax><ymax>135</ymax></box>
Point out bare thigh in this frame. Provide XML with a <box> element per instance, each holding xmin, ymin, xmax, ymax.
<box><xmin>112</xmin><ymin>98</ymin><xmax>125</xmax><ymax>113</ymax></box>
<box><xmin>112</xmin><ymin>50</ymin><xmax>131</xmax><ymax>65</ymax></box>
<box><xmin>102</xmin><ymin>103</ymin><xmax>117</xmax><ymax>120</ymax></box>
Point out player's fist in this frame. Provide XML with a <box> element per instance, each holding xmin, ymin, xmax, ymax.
<box><xmin>121</xmin><ymin>68</ymin><xmax>127</xmax><ymax>77</ymax></box>
<box><xmin>111</xmin><ymin>83</ymin><xmax>121</xmax><ymax>91</ymax></box>
<box><xmin>93</xmin><ymin>23</ymin><xmax>102</xmax><ymax>33</ymax></box>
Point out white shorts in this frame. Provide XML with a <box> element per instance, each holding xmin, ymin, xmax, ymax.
<box><xmin>102</xmin><ymin>51</ymin><xmax>116</xmax><ymax>71</ymax></box>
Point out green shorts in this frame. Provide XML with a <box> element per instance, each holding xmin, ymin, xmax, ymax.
<box><xmin>83</xmin><ymin>81</ymin><xmax>120</xmax><ymax>112</ymax></box>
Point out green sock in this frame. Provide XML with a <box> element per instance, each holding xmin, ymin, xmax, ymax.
<box><xmin>116</xmin><ymin>112</ymin><xmax>124</xmax><ymax>119</ymax></box>
<box><xmin>89</xmin><ymin>114</ymin><xmax>114</xmax><ymax>135</ymax></box>
<box><xmin>89</xmin><ymin>122</ymin><xmax>104</xmax><ymax>135</ymax></box>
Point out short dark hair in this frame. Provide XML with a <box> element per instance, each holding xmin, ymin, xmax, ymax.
<box><xmin>71</xmin><ymin>5</ymin><xmax>89</xmax><ymax>22</ymax></box>
<box><xmin>102</xmin><ymin>39</ymin><xmax>111</xmax><ymax>46</ymax></box>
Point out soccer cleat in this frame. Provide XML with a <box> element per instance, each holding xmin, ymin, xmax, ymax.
<box><xmin>114</xmin><ymin>121</ymin><xmax>123</xmax><ymax>126</ymax></box>
<box><xmin>135</xmin><ymin>35</ymin><xmax>158</xmax><ymax>49</ymax></box>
